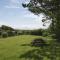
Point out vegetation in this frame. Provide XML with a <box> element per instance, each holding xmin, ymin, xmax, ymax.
<box><xmin>0</xmin><ymin>35</ymin><xmax>42</xmax><ymax>60</ymax></box>
<box><xmin>0</xmin><ymin>25</ymin><xmax>47</xmax><ymax>38</ymax></box>
<box><xmin>0</xmin><ymin>24</ymin><xmax>59</xmax><ymax>60</ymax></box>
<box><xmin>0</xmin><ymin>0</ymin><xmax>60</xmax><ymax>60</ymax></box>
<box><xmin>31</xmin><ymin>38</ymin><xmax>48</xmax><ymax>47</ymax></box>
<box><xmin>0</xmin><ymin>35</ymin><xmax>59</xmax><ymax>60</ymax></box>
<box><xmin>0</xmin><ymin>25</ymin><xmax>21</xmax><ymax>38</ymax></box>
<box><xmin>22</xmin><ymin>0</ymin><xmax>60</xmax><ymax>41</ymax></box>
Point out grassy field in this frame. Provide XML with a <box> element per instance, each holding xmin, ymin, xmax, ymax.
<box><xmin>0</xmin><ymin>35</ymin><xmax>60</xmax><ymax>60</ymax></box>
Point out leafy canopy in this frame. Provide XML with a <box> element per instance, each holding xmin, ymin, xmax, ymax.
<box><xmin>22</xmin><ymin>0</ymin><xmax>60</xmax><ymax>40</ymax></box>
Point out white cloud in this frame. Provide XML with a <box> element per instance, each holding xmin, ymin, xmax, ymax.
<box><xmin>10</xmin><ymin>0</ymin><xmax>20</xmax><ymax>4</ymax></box>
<box><xmin>5</xmin><ymin>5</ymin><xmax>20</xmax><ymax>8</ymax></box>
<box><xmin>23</xmin><ymin>13</ymin><xmax>38</xmax><ymax>18</ymax></box>
<box><xmin>24</xmin><ymin>0</ymin><xmax>30</xmax><ymax>4</ymax></box>
<box><xmin>5</xmin><ymin>0</ymin><xmax>21</xmax><ymax>8</ymax></box>
<box><xmin>19</xmin><ymin>24</ymin><xmax>41</xmax><ymax>30</ymax></box>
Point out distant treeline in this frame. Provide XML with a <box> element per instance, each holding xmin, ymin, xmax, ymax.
<box><xmin>0</xmin><ymin>25</ymin><xmax>20</xmax><ymax>38</ymax></box>
<box><xmin>23</xmin><ymin>29</ymin><xmax>49</xmax><ymax>36</ymax></box>
<box><xmin>0</xmin><ymin>25</ymin><xmax>48</xmax><ymax>38</ymax></box>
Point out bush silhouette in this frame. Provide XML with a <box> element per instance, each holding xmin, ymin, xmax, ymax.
<box><xmin>31</xmin><ymin>38</ymin><xmax>48</xmax><ymax>47</ymax></box>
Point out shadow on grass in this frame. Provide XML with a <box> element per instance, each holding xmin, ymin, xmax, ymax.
<box><xmin>19</xmin><ymin>39</ymin><xmax>60</xmax><ymax>60</ymax></box>
<box><xmin>21</xmin><ymin>44</ymin><xmax>31</xmax><ymax>46</ymax></box>
<box><xmin>19</xmin><ymin>45</ymin><xmax>51</xmax><ymax>60</ymax></box>
<box><xmin>21</xmin><ymin>38</ymin><xmax>49</xmax><ymax>47</ymax></box>
<box><xmin>19</xmin><ymin>42</ymin><xmax>60</xmax><ymax>60</ymax></box>
<box><xmin>21</xmin><ymin>43</ymin><xmax>49</xmax><ymax>49</ymax></box>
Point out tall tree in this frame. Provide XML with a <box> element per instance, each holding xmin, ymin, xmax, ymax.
<box><xmin>22</xmin><ymin>0</ymin><xmax>60</xmax><ymax>41</ymax></box>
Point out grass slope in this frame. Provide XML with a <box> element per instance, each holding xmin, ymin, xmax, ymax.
<box><xmin>0</xmin><ymin>35</ymin><xmax>42</xmax><ymax>60</ymax></box>
<box><xmin>0</xmin><ymin>35</ymin><xmax>60</xmax><ymax>60</ymax></box>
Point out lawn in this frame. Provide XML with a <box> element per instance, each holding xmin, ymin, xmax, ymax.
<box><xmin>0</xmin><ymin>35</ymin><xmax>60</xmax><ymax>60</ymax></box>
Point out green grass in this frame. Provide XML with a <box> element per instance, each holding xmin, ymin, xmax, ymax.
<box><xmin>0</xmin><ymin>35</ymin><xmax>42</xmax><ymax>60</ymax></box>
<box><xmin>0</xmin><ymin>35</ymin><xmax>60</xmax><ymax>60</ymax></box>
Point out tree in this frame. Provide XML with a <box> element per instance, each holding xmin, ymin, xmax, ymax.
<box><xmin>1</xmin><ymin>25</ymin><xmax>14</xmax><ymax>31</ymax></box>
<box><xmin>22</xmin><ymin>0</ymin><xmax>60</xmax><ymax>41</ymax></box>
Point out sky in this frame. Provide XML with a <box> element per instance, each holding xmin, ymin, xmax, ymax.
<box><xmin>0</xmin><ymin>0</ymin><xmax>50</xmax><ymax>30</ymax></box>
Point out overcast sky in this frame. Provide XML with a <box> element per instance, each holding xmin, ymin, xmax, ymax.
<box><xmin>0</xmin><ymin>0</ymin><xmax>50</xmax><ymax>30</ymax></box>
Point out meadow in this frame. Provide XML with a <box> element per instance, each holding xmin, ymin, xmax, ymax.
<box><xmin>0</xmin><ymin>35</ymin><xmax>60</xmax><ymax>60</ymax></box>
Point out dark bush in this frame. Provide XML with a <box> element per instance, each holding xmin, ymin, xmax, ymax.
<box><xmin>8</xmin><ymin>31</ymin><xmax>16</xmax><ymax>36</ymax></box>
<box><xmin>17</xmin><ymin>32</ymin><xmax>23</xmax><ymax>35</ymax></box>
<box><xmin>2</xmin><ymin>32</ymin><xmax>8</xmax><ymax>38</ymax></box>
<box><xmin>0</xmin><ymin>31</ymin><xmax>2</xmax><ymax>36</ymax></box>
<box><xmin>31</xmin><ymin>29</ymin><xmax>43</xmax><ymax>36</ymax></box>
<box><xmin>8</xmin><ymin>31</ymin><xmax>13</xmax><ymax>36</ymax></box>
<box><xmin>31</xmin><ymin>38</ymin><xmax>47</xmax><ymax>47</ymax></box>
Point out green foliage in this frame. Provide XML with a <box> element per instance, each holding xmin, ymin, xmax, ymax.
<box><xmin>22</xmin><ymin>0</ymin><xmax>60</xmax><ymax>41</ymax></box>
<box><xmin>19</xmin><ymin>29</ymin><xmax>44</xmax><ymax>36</ymax></box>
<box><xmin>2</xmin><ymin>32</ymin><xmax>8</xmax><ymax>38</ymax></box>
<box><xmin>0</xmin><ymin>25</ymin><xmax>18</xmax><ymax>38</ymax></box>
<box><xmin>42</xmin><ymin>29</ymin><xmax>50</xmax><ymax>37</ymax></box>
<box><xmin>1</xmin><ymin>25</ymin><xmax>14</xmax><ymax>31</ymax></box>
<box><xmin>43</xmin><ymin>32</ymin><xmax>48</xmax><ymax>37</ymax></box>
<box><xmin>8</xmin><ymin>31</ymin><xmax>16</xmax><ymax>36</ymax></box>
<box><xmin>30</xmin><ymin>29</ymin><xmax>43</xmax><ymax>36</ymax></box>
<box><xmin>0</xmin><ymin>31</ymin><xmax>2</xmax><ymax>36</ymax></box>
